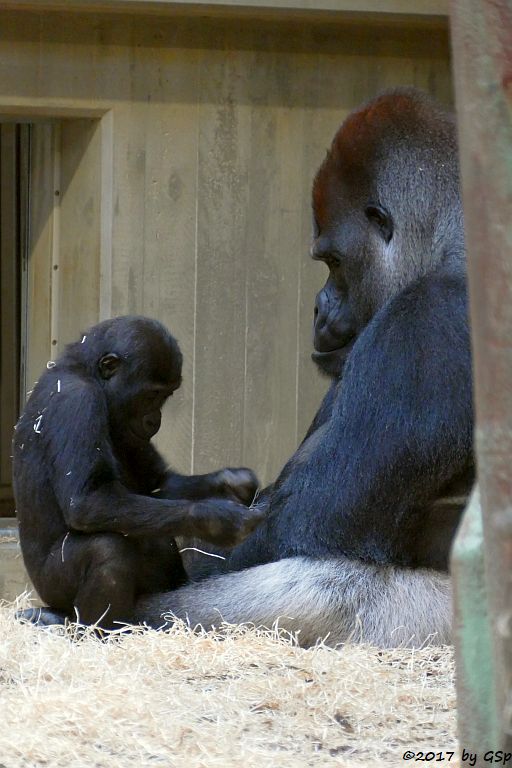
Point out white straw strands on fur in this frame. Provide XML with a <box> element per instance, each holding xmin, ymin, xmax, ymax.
<box><xmin>179</xmin><ymin>547</ymin><xmax>226</xmax><ymax>560</ymax></box>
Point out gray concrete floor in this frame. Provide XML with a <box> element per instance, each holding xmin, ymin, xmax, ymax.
<box><xmin>0</xmin><ymin>518</ymin><xmax>35</xmax><ymax>601</ymax></box>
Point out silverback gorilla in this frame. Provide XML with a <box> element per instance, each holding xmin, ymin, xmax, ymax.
<box><xmin>135</xmin><ymin>89</ymin><xmax>473</xmax><ymax>647</ymax></box>
<box><xmin>13</xmin><ymin>317</ymin><xmax>261</xmax><ymax>629</ymax></box>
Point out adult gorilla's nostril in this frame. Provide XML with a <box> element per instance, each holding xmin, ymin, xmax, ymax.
<box><xmin>314</xmin><ymin>288</ymin><xmax>330</xmax><ymax>327</ymax></box>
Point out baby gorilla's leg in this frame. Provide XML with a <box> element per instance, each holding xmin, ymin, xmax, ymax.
<box><xmin>23</xmin><ymin>532</ymin><xmax>139</xmax><ymax>630</ymax></box>
<box><xmin>135</xmin><ymin>536</ymin><xmax>188</xmax><ymax>593</ymax></box>
<box><xmin>73</xmin><ymin>534</ymin><xmax>138</xmax><ymax>628</ymax></box>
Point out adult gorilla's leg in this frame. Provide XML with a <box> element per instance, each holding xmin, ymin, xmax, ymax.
<box><xmin>136</xmin><ymin>557</ymin><xmax>451</xmax><ymax>648</ymax></box>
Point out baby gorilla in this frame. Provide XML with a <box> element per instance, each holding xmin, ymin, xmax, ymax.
<box><xmin>13</xmin><ymin>316</ymin><xmax>261</xmax><ymax>629</ymax></box>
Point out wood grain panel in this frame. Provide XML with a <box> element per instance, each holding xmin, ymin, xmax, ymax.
<box><xmin>0</xmin><ymin>10</ymin><xmax>453</xmax><ymax>486</ymax></box>
<box><xmin>58</xmin><ymin>120</ymin><xmax>102</xmax><ymax>350</ymax></box>
<box><xmin>135</xmin><ymin>31</ymin><xmax>200</xmax><ymax>473</ymax></box>
<box><xmin>241</xmin><ymin>50</ymin><xmax>305</xmax><ymax>482</ymax></box>
<box><xmin>192</xmin><ymin>46</ymin><xmax>252</xmax><ymax>473</ymax></box>
<box><xmin>0</xmin><ymin>13</ymin><xmax>40</xmax><ymax>100</ymax></box>
<box><xmin>39</xmin><ymin>13</ymin><xmax>100</xmax><ymax>103</ymax></box>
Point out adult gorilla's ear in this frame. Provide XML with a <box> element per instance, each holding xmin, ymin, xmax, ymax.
<box><xmin>365</xmin><ymin>203</ymin><xmax>393</xmax><ymax>244</ymax></box>
<box><xmin>98</xmin><ymin>353</ymin><xmax>121</xmax><ymax>380</ymax></box>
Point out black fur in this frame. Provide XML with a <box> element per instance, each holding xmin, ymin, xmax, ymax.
<box><xmin>13</xmin><ymin>316</ymin><xmax>261</xmax><ymax>629</ymax></box>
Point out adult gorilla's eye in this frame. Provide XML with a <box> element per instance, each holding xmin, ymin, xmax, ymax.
<box><xmin>365</xmin><ymin>203</ymin><xmax>393</xmax><ymax>244</ymax></box>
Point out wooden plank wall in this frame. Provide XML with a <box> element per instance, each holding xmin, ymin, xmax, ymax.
<box><xmin>24</xmin><ymin>121</ymin><xmax>103</xmax><ymax>388</ymax></box>
<box><xmin>0</xmin><ymin>11</ymin><xmax>452</xmax><ymax>485</ymax></box>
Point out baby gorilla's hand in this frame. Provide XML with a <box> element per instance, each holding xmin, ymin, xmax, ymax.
<box><xmin>213</xmin><ymin>467</ymin><xmax>259</xmax><ymax>505</ymax></box>
<box><xmin>186</xmin><ymin>498</ymin><xmax>265</xmax><ymax>547</ymax></box>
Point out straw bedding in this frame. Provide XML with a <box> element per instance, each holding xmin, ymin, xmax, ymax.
<box><xmin>0</xmin><ymin>598</ymin><xmax>457</xmax><ymax>768</ymax></box>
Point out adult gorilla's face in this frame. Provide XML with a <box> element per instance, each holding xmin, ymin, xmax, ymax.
<box><xmin>310</xmin><ymin>205</ymin><xmax>394</xmax><ymax>379</ymax></box>
<box><xmin>310</xmin><ymin>142</ymin><xmax>394</xmax><ymax>379</ymax></box>
<box><xmin>308</xmin><ymin>89</ymin><xmax>461</xmax><ymax>381</ymax></box>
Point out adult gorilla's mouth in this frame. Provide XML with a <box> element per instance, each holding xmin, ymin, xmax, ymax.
<box><xmin>312</xmin><ymin>338</ymin><xmax>355</xmax><ymax>359</ymax></box>
<box><xmin>311</xmin><ymin>340</ymin><xmax>355</xmax><ymax>377</ymax></box>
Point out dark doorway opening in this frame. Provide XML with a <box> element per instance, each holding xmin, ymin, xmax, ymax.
<box><xmin>0</xmin><ymin>124</ymin><xmax>30</xmax><ymax>517</ymax></box>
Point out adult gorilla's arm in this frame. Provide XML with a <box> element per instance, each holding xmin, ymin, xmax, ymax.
<box><xmin>298</xmin><ymin>379</ymin><xmax>339</xmax><ymax>443</ymax></box>
<box><xmin>190</xmin><ymin>267</ymin><xmax>471</xmax><ymax>573</ymax></box>
<box><xmin>267</xmin><ymin>266</ymin><xmax>473</xmax><ymax>567</ymax></box>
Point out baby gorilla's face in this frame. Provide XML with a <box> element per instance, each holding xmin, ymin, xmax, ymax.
<box><xmin>100</xmin><ymin>348</ymin><xmax>182</xmax><ymax>448</ymax></box>
<box><xmin>127</xmin><ymin>385</ymin><xmax>171</xmax><ymax>441</ymax></box>
<box><xmin>107</xmin><ymin>378</ymin><xmax>179</xmax><ymax>445</ymax></box>
<box><xmin>94</xmin><ymin>316</ymin><xmax>183</xmax><ymax>446</ymax></box>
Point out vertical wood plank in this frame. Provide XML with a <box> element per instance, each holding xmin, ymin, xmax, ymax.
<box><xmin>135</xmin><ymin>25</ymin><xmax>200</xmax><ymax>473</ymax></box>
<box><xmin>94</xmin><ymin>17</ymin><xmax>146</xmax><ymax>316</ymax></box>
<box><xmin>18</xmin><ymin>124</ymin><xmax>30</xmax><ymax>406</ymax></box>
<box><xmin>296</xmin><ymin>52</ymin><xmax>358</xmax><ymax>441</ymax></box>
<box><xmin>192</xmin><ymin>45</ymin><xmax>252</xmax><ymax>473</ymax></box>
<box><xmin>57</xmin><ymin>119</ymin><xmax>101</xmax><ymax>346</ymax></box>
<box><xmin>241</xmin><ymin>49</ymin><xmax>305</xmax><ymax>483</ymax></box>
<box><xmin>99</xmin><ymin>109</ymin><xmax>114</xmax><ymax>322</ymax></box>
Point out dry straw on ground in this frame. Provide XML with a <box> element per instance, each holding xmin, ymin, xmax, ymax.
<box><xmin>0</xmin><ymin>598</ymin><xmax>457</xmax><ymax>767</ymax></box>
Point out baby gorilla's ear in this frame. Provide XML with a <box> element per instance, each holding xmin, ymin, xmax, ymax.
<box><xmin>98</xmin><ymin>353</ymin><xmax>121</xmax><ymax>380</ymax></box>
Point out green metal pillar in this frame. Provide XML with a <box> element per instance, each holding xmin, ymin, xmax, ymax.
<box><xmin>451</xmin><ymin>489</ymin><xmax>499</xmax><ymax>752</ymax></box>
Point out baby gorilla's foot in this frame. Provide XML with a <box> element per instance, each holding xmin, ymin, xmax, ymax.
<box><xmin>16</xmin><ymin>606</ymin><xmax>68</xmax><ymax>627</ymax></box>
<box><xmin>16</xmin><ymin>606</ymin><xmax>139</xmax><ymax>639</ymax></box>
